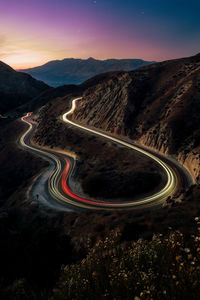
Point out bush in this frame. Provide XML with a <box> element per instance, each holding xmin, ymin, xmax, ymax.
<box><xmin>52</xmin><ymin>218</ymin><xmax>200</xmax><ymax>300</ymax></box>
<box><xmin>82</xmin><ymin>172</ymin><xmax>162</xmax><ymax>199</ymax></box>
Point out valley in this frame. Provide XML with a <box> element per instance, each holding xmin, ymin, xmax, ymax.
<box><xmin>1</xmin><ymin>53</ymin><xmax>200</xmax><ymax>299</ymax></box>
<box><xmin>1</xmin><ymin>0</ymin><xmax>200</xmax><ymax>297</ymax></box>
<box><xmin>20</xmin><ymin>98</ymin><xmax>191</xmax><ymax>211</ymax></box>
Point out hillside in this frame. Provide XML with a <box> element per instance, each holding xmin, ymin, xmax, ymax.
<box><xmin>71</xmin><ymin>53</ymin><xmax>200</xmax><ymax>182</ymax></box>
<box><xmin>0</xmin><ymin>61</ymin><xmax>49</xmax><ymax>113</ymax></box>
<box><xmin>21</xmin><ymin>57</ymin><xmax>155</xmax><ymax>87</ymax></box>
<box><xmin>1</xmin><ymin>54</ymin><xmax>200</xmax><ymax>299</ymax></box>
<box><xmin>30</xmin><ymin>53</ymin><xmax>200</xmax><ymax>200</ymax></box>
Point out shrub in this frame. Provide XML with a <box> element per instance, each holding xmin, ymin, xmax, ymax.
<box><xmin>52</xmin><ymin>219</ymin><xmax>200</xmax><ymax>300</ymax></box>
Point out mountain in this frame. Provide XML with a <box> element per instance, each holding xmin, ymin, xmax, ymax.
<box><xmin>0</xmin><ymin>61</ymin><xmax>49</xmax><ymax>113</ymax></box>
<box><xmin>70</xmin><ymin>53</ymin><xmax>200</xmax><ymax>182</ymax></box>
<box><xmin>21</xmin><ymin>57</ymin><xmax>155</xmax><ymax>87</ymax></box>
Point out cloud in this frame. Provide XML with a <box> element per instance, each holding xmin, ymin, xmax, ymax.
<box><xmin>0</xmin><ymin>53</ymin><xmax>9</xmax><ymax>59</ymax></box>
<box><xmin>0</xmin><ymin>45</ymin><xmax>55</xmax><ymax>69</ymax></box>
<box><xmin>0</xmin><ymin>43</ymin><xmax>20</xmax><ymax>60</ymax></box>
<box><xmin>0</xmin><ymin>38</ymin><xmax>9</xmax><ymax>59</ymax></box>
<box><xmin>0</xmin><ymin>34</ymin><xmax>6</xmax><ymax>46</ymax></box>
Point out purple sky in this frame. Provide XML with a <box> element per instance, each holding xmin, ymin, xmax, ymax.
<box><xmin>0</xmin><ymin>0</ymin><xmax>200</xmax><ymax>68</ymax></box>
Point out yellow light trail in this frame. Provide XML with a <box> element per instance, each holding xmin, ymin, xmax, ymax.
<box><xmin>20</xmin><ymin>97</ymin><xmax>180</xmax><ymax>211</ymax></box>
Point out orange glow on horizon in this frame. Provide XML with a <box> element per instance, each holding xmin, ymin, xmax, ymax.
<box><xmin>1</xmin><ymin>52</ymin><xmax>53</xmax><ymax>70</ymax></box>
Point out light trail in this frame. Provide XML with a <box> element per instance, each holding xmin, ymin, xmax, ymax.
<box><xmin>20</xmin><ymin>97</ymin><xmax>183</xmax><ymax>210</ymax></box>
<box><xmin>62</xmin><ymin>98</ymin><xmax>179</xmax><ymax>208</ymax></box>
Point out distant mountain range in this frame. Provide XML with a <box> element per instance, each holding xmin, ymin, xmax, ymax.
<box><xmin>0</xmin><ymin>61</ymin><xmax>49</xmax><ymax>113</ymax></box>
<box><xmin>21</xmin><ymin>57</ymin><xmax>155</xmax><ymax>87</ymax></box>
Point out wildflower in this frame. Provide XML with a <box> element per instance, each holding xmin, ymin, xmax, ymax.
<box><xmin>163</xmin><ymin>290</ymin><xmax>167</xmax><ymax>295</ymax></box>
<box><xmin>184</xmin><ymin>248</ymin><xmax>190</xmax><ymax>253</ymax></box>
<box><xmin>172</xmin><ymin>275</ymin><xmax>176</xmax><ymax>279</ymax></box>
<box><xmin>176</xmin><ymin>256</ymin><xmax>181</xmax><ymax>261</ymax></box>
<box><xmin>176</xmin><ymin>281</ymin><xmax>179</xmax><ymax>286</ymax></box>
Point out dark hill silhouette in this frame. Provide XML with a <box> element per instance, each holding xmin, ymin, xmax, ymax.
<box><xmin>0</xmin><ymin>61</ymin><xmax>49</xmax><ymax>113</ymax></box>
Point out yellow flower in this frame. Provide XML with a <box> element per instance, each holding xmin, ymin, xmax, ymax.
<box><xmin>184</xmin><ymin>248</ymin><xmax>190</xmax><ymax>253</ymax></box>
<box><xmin>176</xmin><ymin>281</ymin><xmax>179</xmax><ymax>286</ymax></box>
<box><xmin>176</xmin><ymin>256</ymin><xmax>181</xmax><ymax>261</ymax></box>
<box><xmin>172</xmin><ymin>275</ymin><xmax>176</xmax><ymax>279</ymax></box>
<box><xmin>163</xmin><ymin>290</ymin><xmax>167</xmax><ymax>295</ymax></box>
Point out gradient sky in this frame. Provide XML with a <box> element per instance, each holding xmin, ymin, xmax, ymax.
<box><xmin>0</xmin><ymin>0</ymin><xmax>200</xmax><ymax>68</ymax></box>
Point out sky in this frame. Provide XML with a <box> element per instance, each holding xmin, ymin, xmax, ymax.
<box><xmin>0</xmin><ymin>0</ymin><xmax>200</xmax><ymax>69</ymax></box>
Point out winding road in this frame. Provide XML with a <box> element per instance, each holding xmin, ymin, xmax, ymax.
<box><xmin>20</xmin><ymin>98</ymin><xmax>192</xmax><ymax>211</ymax></box>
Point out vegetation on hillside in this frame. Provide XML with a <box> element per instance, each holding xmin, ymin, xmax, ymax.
<box><xmin>53</xmin><ymin>217</ymin><xmax>200</xmax><ymax>300</ymax></box>
<box><xmin>82</xmin><ymin>171</ymin><xmax>161</xmax><ymax>199</ymax></box>
<box><xmin>0</xmin><ymin>214</ymin><xmax>199</xmax><ymax>300</ymax></box>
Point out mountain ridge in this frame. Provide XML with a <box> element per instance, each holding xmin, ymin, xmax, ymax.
<box><xmin>21</xmin><ymin>57</ymin><xmax>155</xmax><ymax>87</ymax></box>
